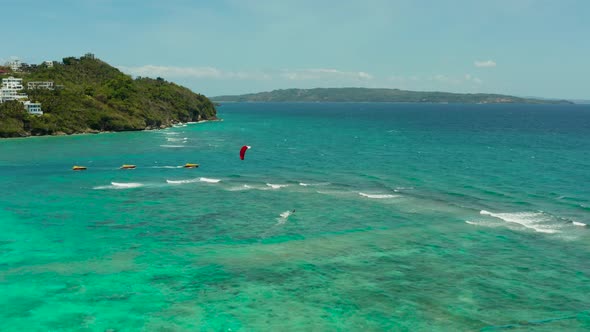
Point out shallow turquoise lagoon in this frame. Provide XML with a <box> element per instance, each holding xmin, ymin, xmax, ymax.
<box><xmin>1</xmin><ymin>103</ymin><xmax>589</xmax><ymax>331</ymax></box>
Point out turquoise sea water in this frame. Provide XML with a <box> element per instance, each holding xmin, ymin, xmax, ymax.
<box><xmin>1</xmin><ymin>102</ymin><xmax>590</xmax><ymax>331</ymax></box>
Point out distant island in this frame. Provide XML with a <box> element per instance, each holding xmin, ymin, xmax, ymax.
<box><xmin>212</xmin><ymin>88</ymin><xmax>573</xmax><ymax>104</ymax></box>
<box><xmin>0</xmin><ymin>54</ymin><xmax>217</xmax><ymax>138</ymax></box>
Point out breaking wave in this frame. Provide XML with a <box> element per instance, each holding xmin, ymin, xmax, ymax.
<box><xmin>166</xmin><ymin>178</ymin><xmax>200</xmax><ymax>184</ymax></box>
<box><xmin>267</xmin><ymin>183</ymin><xmax>288</xmax><ymax>189</ymax></box>
<box><xmin>200</xmin><ymin>177</ymin><xmax>221</xmax><ymax>183</ymax></box>
<box><xmin>94</xmin><ymin>182</ymin><xmax>144</xmax><ymax>189</ymax></box>
<box><xmin>111</xmin><ymin>182</ymin><xmax>143</xmax><ymax>188</ymax></box>
<box><xmin>479</xmin><ymin>210</ymin><xmax>561</xmax><ymax>234</ymax></box>
<box><xmin>299</xmin><ymin>182</ymin><xmax>330</xmax><ymax>187</ymax></box>
<box><xmin>359</xmin><ymin>192</ymin><xmax>399</xmax><ymax>199</ymax></box>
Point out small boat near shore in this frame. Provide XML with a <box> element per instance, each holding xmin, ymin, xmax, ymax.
<box><xmin>184</xmin><ymin>163</ymin><xmax>199</xmax><ymax>168</ymax></box>
<box><xmin>72</xmin><ymin>166</ymin><xmax>87</xmax><ymax>171</ymax></box>
<box><xmin>120</xmin><ymin>164</ymin><xmax>136</xmax><ymax>169</ymax></box>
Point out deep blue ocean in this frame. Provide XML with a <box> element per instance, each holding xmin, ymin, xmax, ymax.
<box><xmin>1</xmin><ymin>102</ymin><xmax>589</xmax><ymax>331</ymax></box>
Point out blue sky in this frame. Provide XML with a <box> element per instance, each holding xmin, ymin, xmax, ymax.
<box><xmin>2</xmin><ymin>0</ymin><xmax>589</xmax><ymax>99</ymax></box>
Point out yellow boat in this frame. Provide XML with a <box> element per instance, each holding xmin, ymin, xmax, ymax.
<box><xmin>184</xmin><ymin>163</ymin><xmax>199</xmax><ymax>168</ymax></box>
<box><xmin>72</xmin><ymin>165</ymin><xmax>87</xmax><ymax>171</ymax></box>
<box><xmin>120</xmin><ymin>164</ymin><xmax>137</xmax><ymax>169</ymax></box>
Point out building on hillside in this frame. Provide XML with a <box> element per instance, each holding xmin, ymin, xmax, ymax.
<box><xmin>0</xmin><ymin>77</ymin><xmax>43</xmax><ymax>114</ymax></box>
<box><xmin>23</xmin><ymin>101</ymin><xmax>43</xmax><ymax>115</ymax></box>
<box><xmin>2</xmin><ymin>77</ymin><xmax>24</xmax><ymax>90</ymax></box>
<box><xmin>27</xmin><ymin>81</ymin><xmax>55</xmax><ymax>90</ymax></box>
<box><xmin>0</xmin><ymin>77</ymin><xmax>27</xmax><ymax>103</ymax></box>
<box><xmin>6</xmin><ymin>60</ymin><xmax>21</xmax><ymax>71</ymax></box>
<box><xmin>44</xmin><ymin>61</ymin><xmax>54</xmax><ymax>68</ymax></box>
<box><xmin>0</xmin><ymin>89</ymin><xmax>27</xmax><ymax>103</ymax></box>
<box><xmin>82</xmin><ymin>53</ymin><xmax>95</xmax><ymax>59</ymax></box>
<box><xmin>0</xmin><ymin>90</ymin><xmax>28</xmax><ymax>102</ymax></box>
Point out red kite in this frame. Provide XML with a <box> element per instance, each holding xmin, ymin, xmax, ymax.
<box><xmin>240</xmin><ymin>145</ymin><xmax>251</xmax><ymax>160</ymax></box>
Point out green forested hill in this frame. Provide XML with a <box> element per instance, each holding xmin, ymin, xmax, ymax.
<box><xmin>212</xmin><ymin>87</ymin><xmax>573</xmax><ymax>104</ymax></box>
<box><xmin>0</xmin><ymin>55</ymin><xmax>217</xmax><ymax>137</ymax></box>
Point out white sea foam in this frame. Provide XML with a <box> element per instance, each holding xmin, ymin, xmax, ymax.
<box><xmin>464</xmin><ymin>220</ymin><xmax>504</xmax><ymax>228</ymax></box>
<box><xmin>276</xmin><ymin>210</ymin><xmax>295</xmax><ymax>224</ymax></box>
<box><xmin>299</xmin><ymin>182</ymin><xmax>330</xmax><ymax>187</ymax></box>
<box><xmin>267</xmin><ymin>183</ymin><xmax>288</xmax><ymax>189</ymax></box>
<box><xmin>573</xmin><ymin>221</ymin><xmax>587</xmax><ymax>227</ymax></box>
<box><xmin>110</xmin><ymin>182</ymin><xmax>143</xmax><ymax>189</ymax></box>
<box><xmin>227</xmin><ymin>184</ymin><xmax>253</xmax><ymax>191</ymax></box>
<box><xmin>200</xmin><ymin>177</ymin><xmax>221</xmax><ymax>183</ymax></box>
<box><xmin>359</xmin><ymin>192</ymin><xmax>399</xmax><ymax>199</ymax></box>
<box><xmin>93</xmin><ymin>185</ymin><xmax>113</xmax><ymax>190</ymax></box>
<box><xmin>166</xmin><ymin>178</ymin><xmax>200</xmax><ymax>184</ymax></box>
<box><xmin>280</xmin><ymin>210</ymin><xmax>293</xmax><ymax>219</ymax></box>
<box><xmin>160</xmin><ymin>145</ymin><xmax>185</xmax><ymax>148</ymax></box>
<box><xmin>166</xmin><ymin>137</ymin><xmax>188</xmax><ymax>142</ymax></box>
<box><xmin>479</xmin><ymin>210</ymin><xmax>560</xmax><ymax>234</ymax></box>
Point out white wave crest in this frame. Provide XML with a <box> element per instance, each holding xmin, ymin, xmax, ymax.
<box><xmin>200</xmin><ymin>177</ymin><xmax>221</xmax><ymax>183</ymax></box>
<box><xmin>573</xmin><ymin>221</ymin><xmax>587</xmax><ymax>227</ymax></box>
<box><xmin>267</xmin><ymin>183</ymin><xmax>288</xmax><ymax>189</ymax></box>
<box><xmin>480</xmin><ymin>210</ymin><xmax>560</xmax><ymax>234</ymax></box>
<box><xmin>160</xmin><ymin>145</ymin><xmax>185</xmax><ymax>148</ymax></box>
<box><xmin>166</xmin><ymin>178</ymin><xmax>200</xmax><ymax>184</ymax></box>
<box><xmin>110</xmin><ymin>182</ymin><xmax>143</xmax><ymax>188</ymax></box>
<box><xmin>93</xmin><ymin>185</ymin><xmax>113</xmax><ymax>190</ymax></box>
<box><xmin>299</xmin><ymin>182</ymin><xmax>330</xmax><ymax>187</ymax></box>
<box><xmin>464</xmin><ymin>220</ymin><xmax>504</xmax><ymax>228</ymax></box>
<box><xmin>227</xmin><ymin>184</ymin><xmax>253</xmax><ymax>191</ymax></box>
<box><xmin>359</xmin><ymin>192</ymin><xmax>399</xmax><ymax>199</ymax></box>
<box><xmin>166</xmin><ymin>137</ymin><xmax>188</xmax><ymax>142</ymax></box>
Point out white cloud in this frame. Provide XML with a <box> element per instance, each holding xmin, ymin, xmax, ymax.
<box><xmin>465</xmin><ymin>73</ymin><xmax>483</xmax><ymax>84</ymax></box>
<box><xmin>474</xmin><ymin>60</ymin><xmax>496</xmax><ymax>68</ymax></box>
<box><xmin>118</xmin><ymin>65</ymin><xmax>271</xmax><ymax>80</ymax></box>
<box><xmin>118</xmin><ymin>65</ymin><xmax>373</xmax><ymax>82</ymax></box>
<box><xmin>280</xmin><ymin>68</ymin><xmax>373</xmax><ymax>81</ymax></box>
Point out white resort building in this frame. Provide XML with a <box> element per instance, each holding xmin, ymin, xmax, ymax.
<box><xmin>6</xmin><ymin>60</ymin><xmax>22</xmax><ymax>71</ymax></box>
<box><xmin>27</xmin><ymin>81</ymin><xmax>54</xmax><ymax>90</ymax></box>
<box><xmin>23</xmin><ymin>101</ymin><xmax>43</xmax><ymax>115</ymax></box>
<box><xmin>2</xmin><ymin>76</ymin><xmax>24</xmax><ymax>90</ymax></box>
<box><xmin>0</xmin><ymin>77</ymin><xmax>43</xmax><ymax>115</ymax></box>
<box><xmin>0</xmin><ymin>89</ymin><xmax>28</xmax><ymax>103</ymax></box>
<box><xmin>0</xmin><ymin>77</ymin><xmax>27</xmax><ymax>103</ymax></box>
